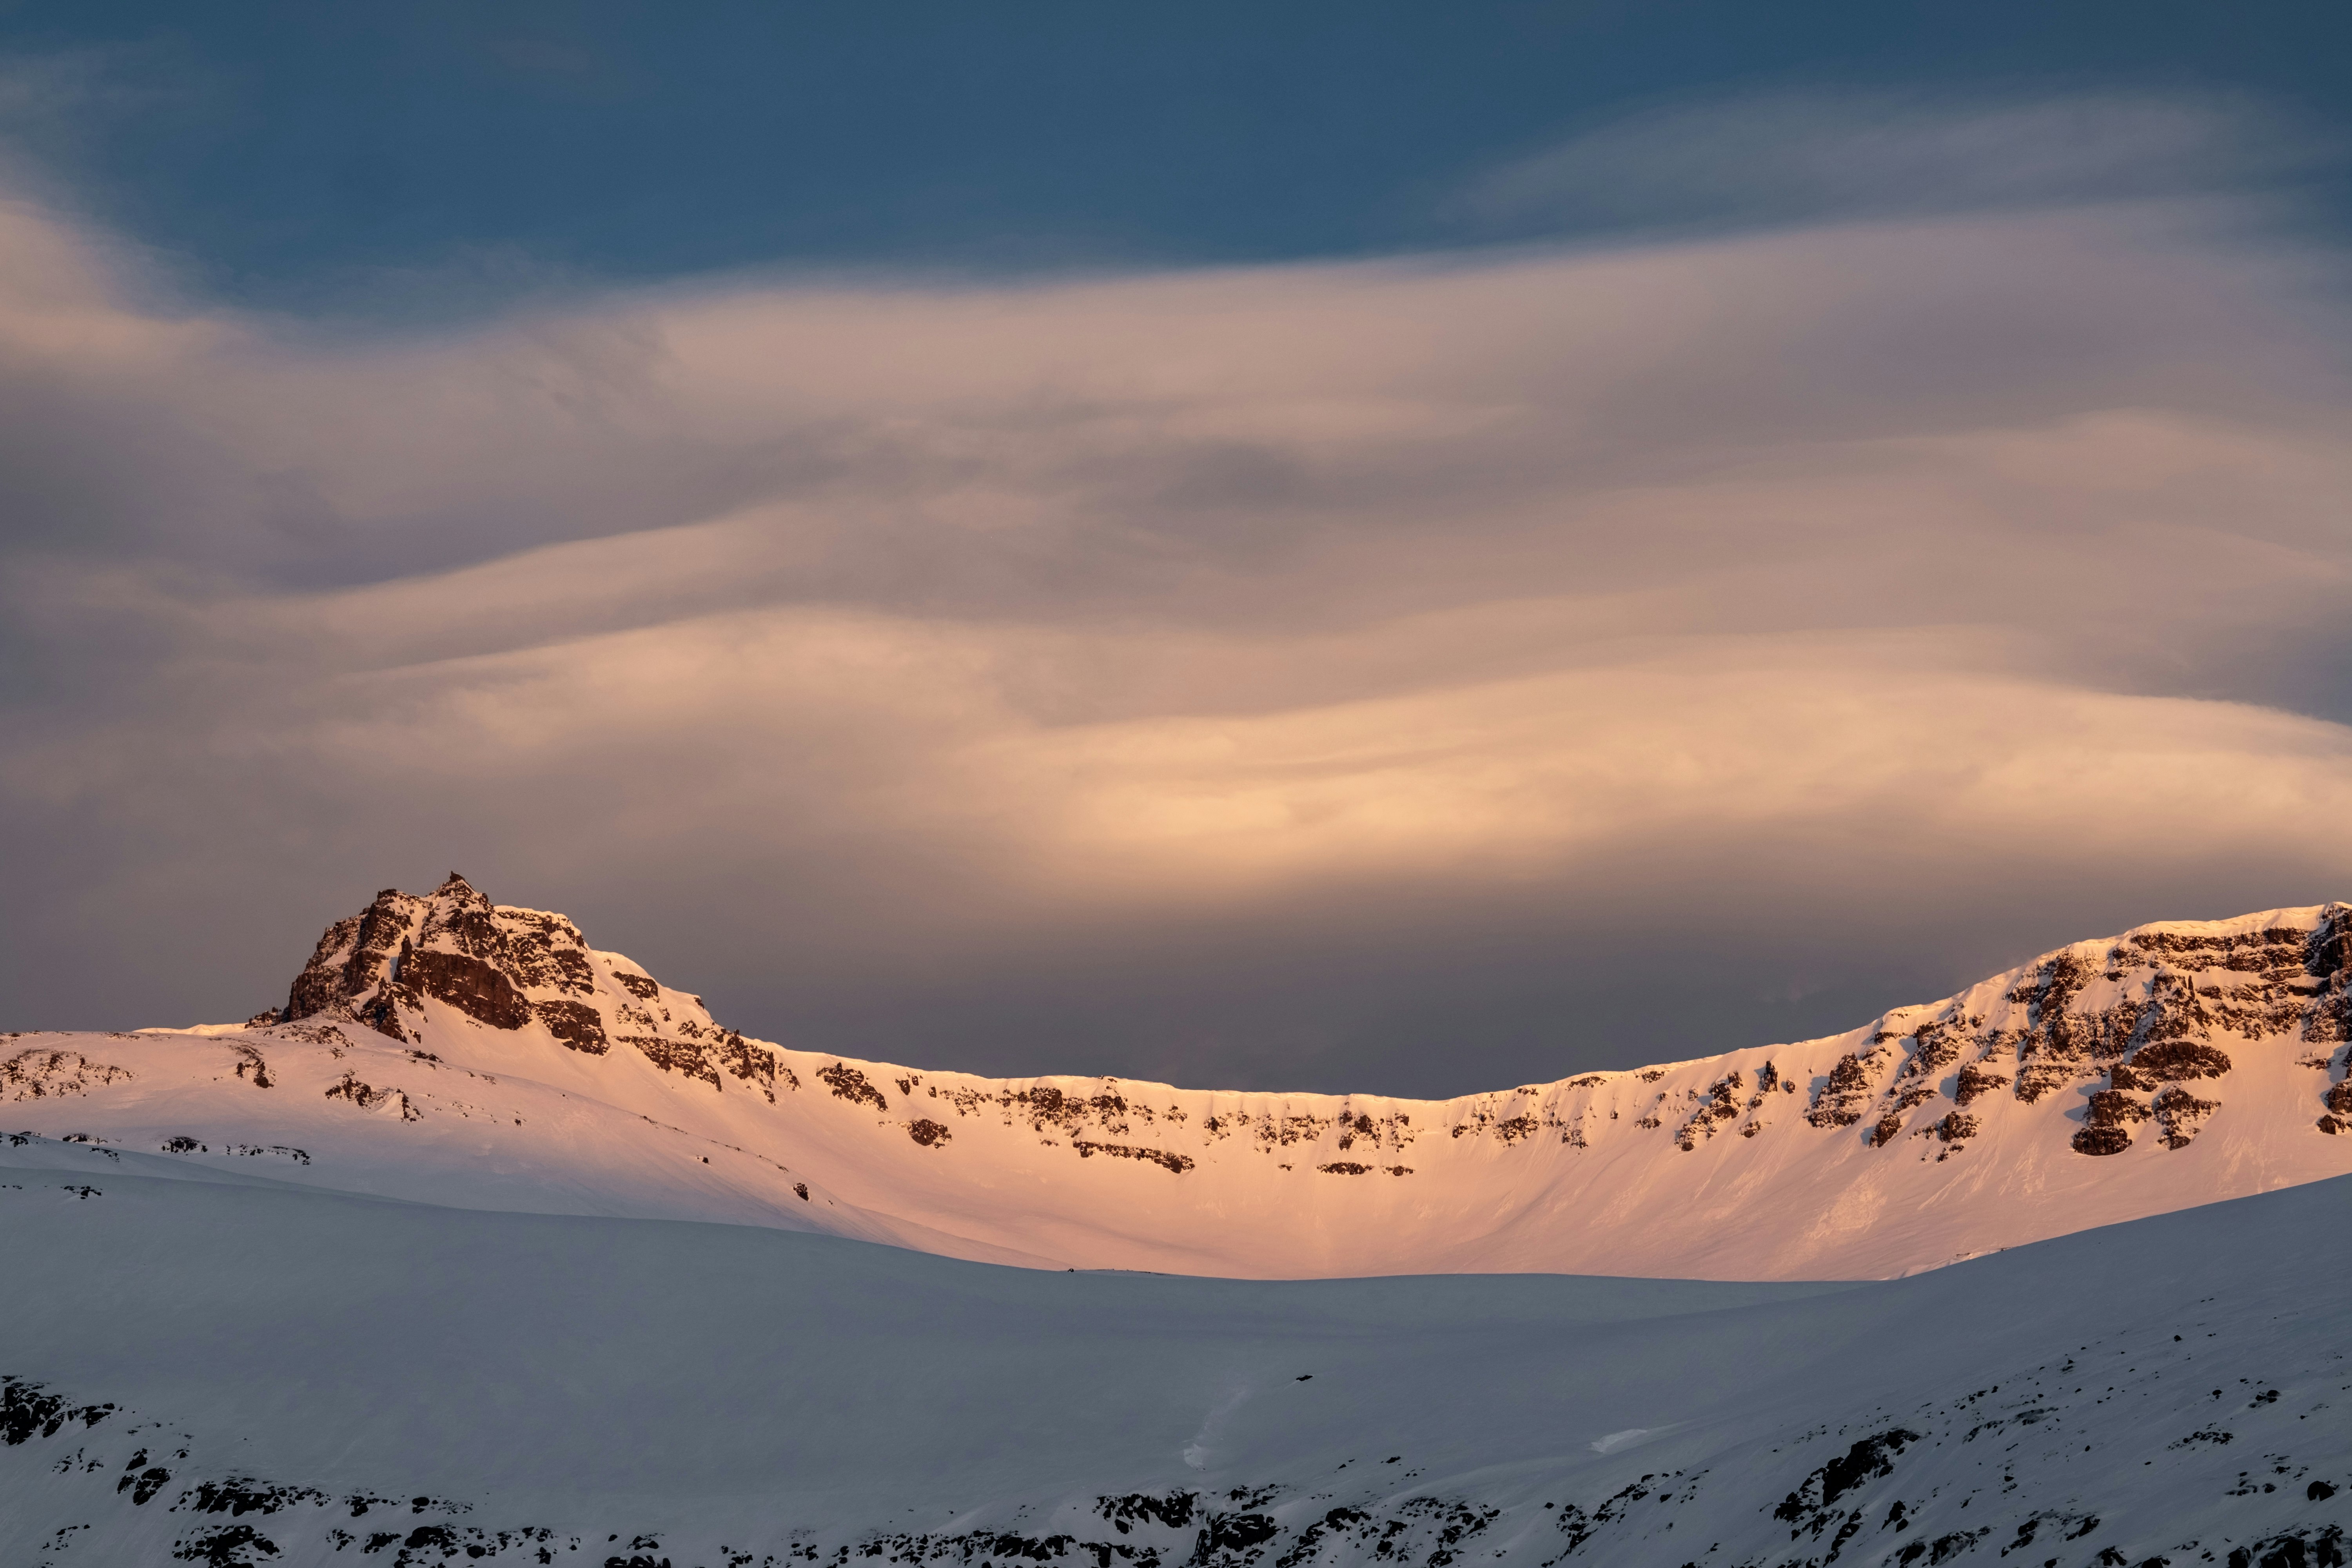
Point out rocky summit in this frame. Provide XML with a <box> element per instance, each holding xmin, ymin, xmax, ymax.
<box><xmin>269</xmin><ymin>873</ymin><xmax>769</xmax><ymax>1095</ymax></box>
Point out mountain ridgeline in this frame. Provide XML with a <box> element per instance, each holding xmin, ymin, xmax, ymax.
<box><xmin>7</xmin><ymin>874</ymin><xmax>2352</xmax><ymax>1279</ymax></box>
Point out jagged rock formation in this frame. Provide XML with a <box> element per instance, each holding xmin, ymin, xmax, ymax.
<box><xmin>272</xmin><ymin>873</ymin><xmax>777</xmax><ymax>1098</ymax></box>
<box><xmin>3</xmin><ymin>886</ymin><xmax>2349</xmax><ymax>1279</ymax></box>
<box><xmin>1799</xmin><ymin>909</ymin><xmax>2351</xmax><ymax>1163</ymax></box>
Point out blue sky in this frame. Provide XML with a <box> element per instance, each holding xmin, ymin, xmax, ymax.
<box><xmin>8</xmin><ymin>2</ymin><xmax>2349</xmax><ymax>304</ymax></box>
<box><xmin>0</xmin><ymin>4</ymin><xmax>2348</xmax><ymax>1094</ymax></box>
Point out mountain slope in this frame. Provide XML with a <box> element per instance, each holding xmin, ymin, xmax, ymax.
<box><xmin>5</xmin><ymin>875</ymin><xmax>2350</xmax><ymax>1279</ymax></box>
<box><xmin>2</xmin><ymin>1134</ymin><xmax>2347</xmax><ymax>1568</ymax></box>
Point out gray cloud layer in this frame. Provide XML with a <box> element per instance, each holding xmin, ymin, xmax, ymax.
<box><xmin>2</xmin><ymin>94</ymin><xmax>2348</xmax><ymax>1095</ymax></box>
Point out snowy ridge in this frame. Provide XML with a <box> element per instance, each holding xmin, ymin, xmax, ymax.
<box><xmin>4</xmin><ymin>875</ymin><xmax>2350</xmax><ymax>1278</ymax></box>
<box><xmin>1</xmin><ymin>1136</ymin><xmax>2348</xmax><ymax>1568</ymax></box>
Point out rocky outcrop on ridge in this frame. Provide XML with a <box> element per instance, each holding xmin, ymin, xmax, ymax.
<box><xmin>258</xmin><ymin>880</ymin><xmax>2352</xmax><ymax>1172</ymax></box>
<box><xmin>1796</xmin><ymin>905</ymin><xmax>2352</xmax><ymax>1159</ymax></box>
<box><xmin>269</xmin><ymin>873</ymin><xmax>786</xmax><ymax>1101</ymax></box>
<box><xmin>6</xmin><ymin>886</ymin><xmax>2350</xmax><ymax>1279</ymax></box>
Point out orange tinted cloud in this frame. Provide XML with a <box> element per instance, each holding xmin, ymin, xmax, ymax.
<box><xmin>0</xmin><ymin>96</ymin><xmax>2347</xmax><ymax>1085</ymax></box>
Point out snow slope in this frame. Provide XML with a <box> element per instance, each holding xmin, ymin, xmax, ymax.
<box><xmin>1</xmin><ymin>1133</ymin><xmax>2347</xmax><ymax>1568</ymax></box>
<box><xmin>5</xmin><ymin>875</ymin><xmax>2350</xmax><ymax>1279</ymax></box>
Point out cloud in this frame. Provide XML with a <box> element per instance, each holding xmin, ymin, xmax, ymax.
<box><xmin>1453</xmin><ymin>90</ymin><xmax>2338</xmax><ymax>237</ymax></box>
<box><xmin>0</xmin><ymin>92</ymin><xmax>2348</xmax><ymax>1093</ymax></box>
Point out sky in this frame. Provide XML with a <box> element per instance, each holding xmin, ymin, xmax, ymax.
<box><xmin>1</xmin><ymin>3</ymin><xmax>2349</xmax><ymax>1097</ymax></box>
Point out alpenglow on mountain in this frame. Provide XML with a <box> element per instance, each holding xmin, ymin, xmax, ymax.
<box><xmin>6</xmin><ymin>877</ymin><xmax>2352</xmax><ymax>1568</ymax></box>
<box><xmin>7</xmin><ymin>874</ymin><xmax>2350</xmax><ymax>1279</ymax></box>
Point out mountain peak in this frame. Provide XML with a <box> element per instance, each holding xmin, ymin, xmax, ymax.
<box><xmin>265</xmin><ymin>875</ymin><xmax>751</xmax><ymax>1098</ymax></box>
<box><xmin>17</xmin><ymin>886</ymin><xmax>2352</xmax><ymax>1279</ymax></box>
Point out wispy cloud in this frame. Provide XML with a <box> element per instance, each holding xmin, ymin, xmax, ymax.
<box><xmin>1454</xmin><ymin>91</ymin><xmax>2337</xmax><ymax>235</ymax></box>
<box><xmin>0</xmin><ymin>91</ymin><xmax>2347</xmax><ymax>1091</ymax></box>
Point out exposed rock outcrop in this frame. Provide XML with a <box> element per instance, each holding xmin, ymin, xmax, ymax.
<box><xmin>2</xmin><ymin>1049</ymin><xmax>133</xmax><ymax>1102</ymax></box>
<box><xmin>275</xmin><ymin>873</ymin><xmax>788</xmax><ymax>1098</ymax></box>
<box><xmin>1806</xmin><ymin>907</ymin><xmax>2352</xmax><ymax>1159</ymax></box>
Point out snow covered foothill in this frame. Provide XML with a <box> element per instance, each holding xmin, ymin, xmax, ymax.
<box><xmin>0</xmin><ymin>1135</ymin><xmax>2347</xmax><ymax>1568</ymax></box>
<box><xmin>4</xmin><ymin>876</ymin><xmax>2349</xmax><ymax>1279</ymax></box>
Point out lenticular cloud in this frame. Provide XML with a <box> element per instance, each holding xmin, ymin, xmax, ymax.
<box><xmin>0</xmin><ymin>98</ymin><xmax>2348</xmax><ymax>1083</ymax></box>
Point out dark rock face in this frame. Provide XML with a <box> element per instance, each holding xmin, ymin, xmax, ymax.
<box><xmin>1807</xmin><ymin>1051</ymin><xmax>1883</xmax><ymax>1128</ymax></box>
<box><xmin>1675</xmin><ymin>1073</ymin><xmax>1744</xmax><ymax>1150</ymax></box>
<box><xmin>2082</xmin><ymin>1089</ymin><xmax>2150</xmax><ymax>1130</ymax></box>
<box><xmin>1953</xmin><ymin>1063</ymin><xmax>2009</xmax><ymax>1106</ymax></box>
<box><xmin>1813</xmin><ymin>904</ymin><xmax>2352</xmax><ymax>1163</ymax></box>
<box><xmin>497</xmin><ymin>910</ymin><xmax>599</xmax><ymax>996</ymax></box>
<box><xmin>284</xmin><ymin>883</ymin><xmax>445</xmax><ymax>1022</ymax></box>
<box><xmin>1072</xmin><ymin>1140</ymin><xmax>1196</xmax><ymax>1174</ymax></box>
<box><xmin>2071</xmin><ymin>1087</ymin><xmax>2152</xmax><ymax>1155</ymax></box>
<box><xmin>284</xmin><ymin>894</ymin><xmax>418</xmax><ymax>1022</ymax></box>
<box><xmin>1926</xmin><ymin>1111</ymin><xmax>1978</xmax><ymax>1144</ymax></box>
<box><xmin>283</xmin><ymin>877</ymin><xmax>606</xmax><ymax>1039</ymax></box>
<box><xmin>324</xmin><ymin>1073</ymin><xmax>418</xmax><ymax>1122</ymax></box>
<box><xmin>1774</xmin><ymin>1429</ymin><xmax>1920</xmax><ymax>1528</ymax></box>
<box><xmin>533</xmin><ymin>1001</ymin><xmax>610</xmax><ymax>1056</ymax></box>
<box><xmin>717</xmin><ymin>1033</ymin><xmax>778</xmax><ymax>1101</ymax></box>
<box><xmin>2150</xmin><ymin>1085</ymin><xmax>2220</xmax><ymax>1150</ymax></box>
<box><xmin>269</xmin><ymin>874</ymin><xmax>791</xmax><ymax>1099</ymax></box>
<box><xmin>2123</xmin><ymin>1039</ymin><xmax>2232</xmax><ymax>1084</ymax></box>
<box><xmin>2</xmin><ymin>1376</ymin><xmax>114</xmax><ymax>1446</ymax></box>
<box><xmin>818</xmin><ymin>1063</ymin><xmax>889</xmax><ymax>1111</ymax></box>
<box><xmin>624</xmin><ymin>1037</ymin><xmax>722</xmax><ymax>1088</ymax></box>
<box><xmin>396</xmin><ymin>949</ymin><xmax>532</xmax><ymax>1031</ymax></box>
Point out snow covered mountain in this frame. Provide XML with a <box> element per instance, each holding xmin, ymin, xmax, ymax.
<box><xmin>2</xmin><ymin>1132</ymin><xmax>2347</xmax><ymax>1568</ymax></box>
<box><xmin>6</xmin><ymin>878</ymin><xmax>2352</xmax><ymax>1568</ymax></box>
<box><xmin>5</xmin><ymin>874</ymin><xmax>2350</xmax><ymax>1279</ymax></box>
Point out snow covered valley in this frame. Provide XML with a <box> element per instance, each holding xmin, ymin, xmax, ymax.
<box><xmin>2</xmin><ymin>1135</ymin><xmax>2346</xmax><ymax>1568</ymax></box>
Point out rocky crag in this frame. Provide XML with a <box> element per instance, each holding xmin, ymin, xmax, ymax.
<box><xmin>268</xmin><ymin>875</ymin><xmax>776</xmax><ymax>1098</ymax></box>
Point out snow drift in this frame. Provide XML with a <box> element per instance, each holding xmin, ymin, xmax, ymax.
<box><xmin>0</xmin><ymin>1133</ymin><xmax>2346</xmax><ymax>1567</ymax></box>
